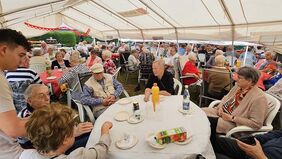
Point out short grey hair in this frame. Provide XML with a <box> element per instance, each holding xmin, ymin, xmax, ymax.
<box><xmin>215</xmin><ymin>50</ymin><xmax>224</xmax><ymax>57</ymax></box>
<box><xmin>70</xmin><ymin>51</ymin><xmax>80</xmax><ymax>64</ymax></box>
<box><xmin>187</xmin><ymin>52</ymin><xmax>197</xmax><ymax>61</ymax></box>
<box><xmin>102</xmin><ymin>50</ymin><xmax>112</xmax><ymax>58</ymax></box>
<box><xmin>32</xmin><ymin>48</ymin><xmax>42</xmax><ymax>56</ymax></box>
<box><xmin>215</xmin><ymin>55</ymin><xmax>225</xmax><ymax>67</ymax></box>
<box><xmin>24</xmin><ymin>84</ymin><xmax>47</xmax><ymax>100</ymax></box>
<box><xmin>237</xmin><ymin>66</ymin><xmax>260</xmax><ymax>85</ymax></box>
<box><xmin>153</xmin><ymin>59</ymin><xmax>165</xmax><ymax>69</ymax></box>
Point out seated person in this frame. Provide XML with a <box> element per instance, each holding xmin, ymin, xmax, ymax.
<box><xmin>127</xmin><ymin>49</ymin><xmax>140</xmax><ymax>71</ymax></box>
<box><xmin>182</xmin><ymin>52</ymin><xmax>200</xmax><ymax>85</ymax></box>
<box><xmin>202</xmin><ymin>67</ymin><xmax>267</xmax><ymax>137</ymax></box>
<box><xmin>212</xmin><ymin>128</ymin><xmax>282</xmax><ymax>159</ymax></box>
<box><xmin>51</xmin><ymin>52</ymin><xmax>71</xmax><ymax>69</ymax></box>
<box><xmin>144</xmin><ymin>59</ymin><xmax>174</xmax><ymax>102</ymax></box>
<box><xmin>59</xmin><ymin>51</ymin><xmax>89</xmax><ymax>100</ymax></box>
<box><xmin>81</xmin><ymin>63</ymin><xmax>123</xmax><ymax>118</ymax></box>
<box><xmin>258</xmin><ymin>51</ymin><xmax>277</xmax><ymax>73</ymax></box>
<box><xmin>206</xmin><ymin>55</ymin><xmax>232</xmax><ymax>99</ymax></box>
<box><xmin>86</xmin><ymin>48</ymin><xmax>102</xmax><ymax>69</ymax></box>
<box><xmin>19</xmin><ymin>84</ymin><xmax>93</xmax><ymax>155</ymax></box>
<box><xmin>29</xmin><ymin>48</ymin><xmax>46</xmax><ymax>73</ymax></box>
<box><xmin>20</xmin><ymin>104</ymin><xmax>112</xmax><ymax>159</ymax></box>
<box><xmin>6</xmin><ymin>54</ymin><xmax>42</xmax><ymax>113</ymax></box>
<box><xmin>206</xmin><ymin>49</ymin><xmax>224</xmax><ymax>68</ymax></box>
<box><xmin>264</xmin><ymin>66</ymin><xmax>282</xmax><ymax>90</ymax></box>
<box><xmin>267</xmin><ymin>78</ymin><xmax>282</xmax><ymax>100</ymax></box>
<box><xmin>102</xmin><ymin>50</ymin><xmax>116</xmax><ymax>75</ymax></box>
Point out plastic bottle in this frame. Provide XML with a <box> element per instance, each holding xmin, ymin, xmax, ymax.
<box><xmin>183</xmin><ymin>85</ymin><xmax>190</xmax><ymax>113</ymax></box>
<box><xmin>152</xmin><ymin>83</ymin><xmax>160</xmax><ymax>112</ymax></box>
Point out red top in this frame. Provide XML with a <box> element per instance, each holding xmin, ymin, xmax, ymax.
<box><xmin>182</xmin><ymin>61</ymin><xmax>199</xmax><ymax>85</ymax></box>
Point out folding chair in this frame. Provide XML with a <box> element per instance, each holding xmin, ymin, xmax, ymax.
<box><xmin>113</xmin><ymin>67</ymin><xmax>121</xmax><ymax>80</ymax></box>
<box><xmin>199</xmin><ymin>68</ymin><xmax>233</xmax><ymax>107</ymax></box>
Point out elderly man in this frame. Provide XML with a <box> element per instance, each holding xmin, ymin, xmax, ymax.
<box><xmin>19</xmin><ymin>84</ymin><xmax>93</xmax><ymax>154</ymax></box>
<box><xmin>0</xmin><ymin>29</ymin><xmax>31</xmax><ymax>159</ymax></box>
<box><xmin>144</xmin><ymin>59</ymin><xmax>175</xmax><ymax>102</ymax></box>
<box><xmin>81</xmin><ymin>63</ymin><xmax>123</xmax><ymax>118</ymax></box>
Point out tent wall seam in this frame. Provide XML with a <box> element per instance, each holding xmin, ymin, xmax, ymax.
<box><xmin>90</xmin><ymin>0</ymin><xmax>143</xmax><ymax>40</ymax></box>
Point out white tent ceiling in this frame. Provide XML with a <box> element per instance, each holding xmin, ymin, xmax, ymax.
<box><xmin>1</xmin><ymin>0</ymin><xmax>282</xmax><ymax>52</ymax></box>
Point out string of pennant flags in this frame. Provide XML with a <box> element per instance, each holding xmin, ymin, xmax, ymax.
<box><xmin>24</xmin><ymin>22</ymin><xmax>91</xmax><ymax>37</ymax></box>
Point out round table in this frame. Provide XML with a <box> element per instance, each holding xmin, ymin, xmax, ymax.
<box><xmin>86</xmin><ymin>95</ymin><xmax>215</xmax><ymax>159</ymax></box>
<box><xmin>40</xmin><ymin>69</ymin><xmax>63</xmax><ymax>97</ymax></box>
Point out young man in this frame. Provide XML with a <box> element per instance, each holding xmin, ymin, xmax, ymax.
<box><xmin>0</xmin><ymin>29</ymin><xmax>31</xmax><ymax>159</ymax></box>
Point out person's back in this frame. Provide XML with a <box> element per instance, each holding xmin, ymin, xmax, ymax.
<box><xmin>20</xmin><ymin>104</ymin><xmax>112</xmax><ymax>159</ymax></box>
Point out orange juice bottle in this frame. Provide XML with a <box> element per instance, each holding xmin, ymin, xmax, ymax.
<box><xmin>236</xmin><ymin>60</ymin><xmax>241</xmax><ymax>68</ymax></box>
<box><xmin>152</xmin><ymin>83</ymin><xmax>160</xmax><ymax>112</ymax></box>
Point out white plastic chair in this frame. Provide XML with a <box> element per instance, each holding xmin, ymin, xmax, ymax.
<box><xmin>113</xmin><ymin>67</ymin><xmax>121</xmax><ymax>80</ymax></box>
<box><xmin>173</xmin><ymin>78</ymin><xmax>182</xmax><ymax>95</ymax></box>
<box><xmin>209</xmin><ymin>93</ymin><xmax>280</xmax><ymax>137</ymax></box>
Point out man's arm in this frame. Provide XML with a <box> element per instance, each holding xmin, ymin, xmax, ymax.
<box><xmin>0</xmin><ymin>110</ymin><xmax>27</xmax><ymax>138</ymax></box>
<box><xmin>81</xmin><ymin>85</ymin><xmax>103</xmax><ymax>107</ymax></box>
<box><xmin>113</xmin><ymin>79</ymin><xmax>123</xmax><ymax>98</ymax></box>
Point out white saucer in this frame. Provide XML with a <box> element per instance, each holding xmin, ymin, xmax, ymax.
<box><xmin>117</xmin><ymin>98</ymin><xmax>132</xmax><ymax>105</ymax></box>
<box><xmin>174</xmin><ymin>136</ymin><xmax>192</xmax><ymax>145</ymax></box>
<box><xmin>127</xmin><ymin>115</ymin><xmax>144</xmax><ymax>124</ymax></box>
<box><xmin>146</xmin><ymin>133</ymin><xmax>166</xmax><ymax>149</ymax></box>
<box><xmin>178</xmin><ymin>108</ymin><xmax>192</xmax><ymax>115</ymax></box>
<box><xmin>115</xmin><ymin>135</ymin><xmax>138</xmax><ymax>150</ymax></box>
<box><xmin>58</xmin><ymin>69</ymin><xmax>63</xmax><ymax>72</ymax></box>
<box><xmin>46</xmin><ymin>76</ymin><xmax>56</xmax><ymax>80</ymax></box>
<box><xmin>114</xmin><ymin>111</ymin><xmax>129</xmax><ymax>122</ymax></box>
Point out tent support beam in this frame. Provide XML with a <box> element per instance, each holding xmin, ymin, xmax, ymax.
<box><xmin>0</xmin><ymin>0</ymin><xmax>66</xmax><ymax>17</ymax></box>
<box><xmin>60</xmin><ymin>13</ymin><xmax>103</xmax><ymax>34</ymax></box>
<box><xmin>90</xmin><ymin>0</ymin><xmax>144</xmax><ymax>40</ymax></box>
<box><xmin>71</xmin><ymin>7</ymin><xmax>119</xmax><ymax>32</ymax></box>
<box><xmin>0</xmin><ymin>0</ymin><xmax>5</xmax><ymax>28</ymax></box>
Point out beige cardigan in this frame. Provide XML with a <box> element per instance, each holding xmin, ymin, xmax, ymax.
<box><xmin>202</xmin><ymin>84</ymin><xmax>268</xmax><ymax>134</ymax></box>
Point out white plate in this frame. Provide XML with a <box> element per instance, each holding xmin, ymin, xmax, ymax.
<box><xmin>146</xmin><ymin>133</ymin><xmax>166</xmax><ymax>149</ymax></box>
<box><xmin>46</xmin><ymin>76</ymin><xmax>56</xmax><ymax>80</ymax></box>
<box><xmin>117</xmin><ymin>98</ymin><xmax>132</xmax><ymax>105</ymax></box>
<box><xmin>178</xmin><ymin>108</ymin><xmax>192</xmax><ymax>115</ymax></box>
<box><xmin>58</xmin><ymin>69</ymin><xmax>63</xmax><ymax>72</ymax></box>
<box><xmin>115</xmin><ymin>135</ymin><xmax>138</xmax><ymax>150</ymax></box>
<box><xmin>127</xmin><ymin>115</ymin><xmax>144</xmax><ymax>124</ymax></box>
<box><xmin>114</xmin><ymin>111</ymin><xmax>129</xmax><ymax>122</ymax></box>
<box><xmin>174</xmin><ymin>136</ymin><xmax>192</xmax><ymax>145</ymax></box>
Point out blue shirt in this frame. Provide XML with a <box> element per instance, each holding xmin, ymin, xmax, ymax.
<box><xmin>81</xmin><ymin>78</ymin><xmax>123</xmax><ymax>107</ymax></box>
<box><xmin>239</xmin><ymin>52</ymin><xmax>256</xmax><ymax>67</ymax></box>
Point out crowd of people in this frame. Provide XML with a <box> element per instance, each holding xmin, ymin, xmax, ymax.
<box><xmin>0</xmin><ymin>28</ymin><xmax>282</xmax><ymax>159</ymax></box>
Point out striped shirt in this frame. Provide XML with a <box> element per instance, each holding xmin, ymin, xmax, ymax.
<box><xmin>6</xmin><ymin>67</ymin><xmax>42</xmax><ymax>113</ymax></box>
<box><xmin>6</xmin><ymin>67</ymin><xmax>42</xmax><ymax>83</ymax></box>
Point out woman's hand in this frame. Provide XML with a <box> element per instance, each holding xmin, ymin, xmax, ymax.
<box><xmin>74</xmin><ymin>122</ymin><xmax>94</xmax><ymax>137</ymax></box>
<box><xmin>221</xmin><ymin>112</ymin><xmax>233</xmax><ymax>121</ymax></box>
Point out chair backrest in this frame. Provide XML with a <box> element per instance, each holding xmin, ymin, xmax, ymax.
<box><xmin>198</xmin><ymin>54</ymin><xmax>206</xmax><ymax>62</ymax></box>
<box><xmin>173</xmin><ymin>78</ymin><xmax>182</xmax><ymax>95</ymax></box>
<box><xmin>77</xmin><ymin>72</ymin><xmax>92</xmax><ymax>91</ymax></box>
<box><xmin>113</xmin><ymin>67</ymin><xmax>121</xmax><ymax>79</ymax></box>
<box><xmin>264</xmin><ymin>93</ymin><xmax>281</xmax><ymax>126</ymax></box>
<box><xmin>29</xmin><ymin>63</ymin><xmax>46</xmax><ymax>74</ymax></box>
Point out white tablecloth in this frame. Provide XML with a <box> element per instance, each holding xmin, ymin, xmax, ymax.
<box><xmin>86</xmin><ymin>95</ymin><xmax>215</xmax><ymax>159</ymax></box>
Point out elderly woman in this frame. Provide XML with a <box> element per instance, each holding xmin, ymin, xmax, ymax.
<box><xmin>128</xmin><ymin>49</ymin><xmax>140</xmax><ymax>71</ymax></box>
<box><xmin>207</xmin><ymin>55</ymin><xmax>232</xmax><ymax>99</ymax></box>
<box><xmin>202</xmin><ymin>66</ymin><xmax>268</xmax><ymax>140</ymax></box>
<box><xmin>102</xmin><ymin>50</ymin><xmax>116</xmax><ymax>75</ymax></box>
<box><xmin>182</xmin><ymin>52</ymin><xmax>200</xmax><ymax>85</ymax></box>
<box><xmin>51</xmin><ymin>52</ymin><xmax>71</xmax><ymax>69</ymax></box>
<box><xmin>206</xmin><ymin>49</ymin><xmax>224</xmax><ymax>68</ymax></box>
<box><xmin>86</xmin><ymin>48</ymin><xmax>102</xmax><ymax>68</ymax></box>
<box><xmin>59</xmin><ymin>51</ymin><xmax>89</xmax><ymax>100</ymax></box>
